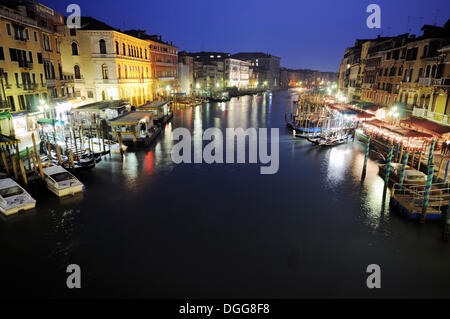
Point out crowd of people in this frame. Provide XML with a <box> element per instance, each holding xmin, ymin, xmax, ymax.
<box><xmin>441</xmin><ymin>140</ymin><xmax>450</xmax><ymax>156</ymax></box>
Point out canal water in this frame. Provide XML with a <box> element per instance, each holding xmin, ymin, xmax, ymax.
<box><xmin>1</xmin><ymin>90</ymin><xmax>449</xmax><ymax>298</ymax></box>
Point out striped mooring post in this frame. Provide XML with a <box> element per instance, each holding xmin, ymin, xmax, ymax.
<box><xmin>427</xmin><ymin>139</ymin><xmax>436</xmax><ymax>167</ymax></box>
<box><xmin>398</xmin><ymin>149</ymin><xmax>409</xmax><ymax>188</ymax></box>
<box><xmin>428</xmin><ymin>153</ymin><xmax>434</xmax><ymax>176</ymax></box>
<box><xmin>363</xmin><ymin>136</ymin><xmax>371</xmax><ymax>171</ymax></box>
<box><xmin>421</xmin><ymin>163</ymin><xmax>435</xmax><ymax>223</ymax></box>
<box><xmin>444</xmin><ymin>160</ymin><xmax>450</xmax><ymax>183</ymax></box>
<box><xmin>385</xmin><ymin>144</ymin><xmax>394</xmax><ymax>183</ymax></box>
<box><xmin>444</xmin><ymin>200</ymin><xmax>450</xmax><ymax>241</ymax></box>
<box><xmin>394</xmin><ymin>143</ymin><xmax>400</xmax><ymax>162</ymax></box>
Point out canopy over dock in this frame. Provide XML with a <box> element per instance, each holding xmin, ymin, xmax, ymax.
<box><xmin>109</xmin><ymin>111</ymin><xmax>153</xmax><ymax>125</ymax></box>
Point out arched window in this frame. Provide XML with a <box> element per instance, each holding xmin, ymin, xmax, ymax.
<box><xmin>125</xmin><ymin>65</ymin><xmax>128</xmax><ymax>79</ymax></box>
<box><xmin>115</xmin><ymin>41</ymin><xmax>119</xmax><ymax>55</ymax></box>
<box><xmin>102</xmin><ymin>64</ymin><xmax>108</xmax><ymax>79</ymax></box>
<box><xmin>425</xmin><ymin>65</ymin><xmax>431</xmax><ymax>77</ymax></box>
<box><xmin>71</xmin><ymin>42</ymin><xmax>78</xmax><ymax>55</ymax></box>
<box><xmin>99</xmin><ymin>39</ymin><xmax>106</xmax><ymax>54</ymax></box>
<box><xmin>431</xmin><ymin>65</ymin><xmax>437</xmax><ymax>78</ymax></box>
<box><xmin>74</xmin><ymin>65</ymin><xmax>81</xmax><ymax>79</ymax></box>
<box><xmin>118</xmin><ymin>64</ymin><xmax>121</xmax><ymax>79</ymax></box>
<box><xmin>122</xmin><ymin>43</ymin><xmax>126</xmax><ymax>55</ymax></box>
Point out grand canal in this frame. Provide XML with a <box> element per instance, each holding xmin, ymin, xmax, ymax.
<box><xmin>1</xmin><ymin>90</ymin><xmax>449</xmax><ymax>298</ymax></box>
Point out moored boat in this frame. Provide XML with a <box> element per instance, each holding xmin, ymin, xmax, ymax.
<box><xmin>0</xmin><ymin>178</ymin><xmax>36</xmax><ymax>216</ymax></box>
<box><xmin>42</xmin><ymin>165</ymin><xmax>84</xmax><ymax>197</ymax></box>
<box><xmin>378</xmin><ymin>163</ymin><xmax>427</xmax><ymax>185</ymax></box>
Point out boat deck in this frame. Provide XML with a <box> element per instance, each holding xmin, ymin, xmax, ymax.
<box><xmin>391</xmin><ymin>194</ymin><xmax>442</xmax><ymax>220</ymax></box>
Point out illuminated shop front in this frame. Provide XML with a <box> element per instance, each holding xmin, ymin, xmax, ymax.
<box><xmin>12</xmin><ymin>112</ymin><xmax>28</xmax><ymax>136</ymax></box>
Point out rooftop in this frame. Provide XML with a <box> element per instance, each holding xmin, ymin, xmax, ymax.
<box><xmin>71</xmin><ymin>16</ymin><xmax>118</xmax><ymax>31</ymax></box>
<box><xmin>110</xmin><ymin>111</ymin><xmax>153</xmax><ymax>124</ymax></box>
<box><xmin>232</xmin><ymin>52</ymin><xmax>280</xmax><ymax>60</ymax></box>
<box><xmin>73</xmin><ymin>100</ymin><xmax>129</xmax><ymax>112</ymax></box>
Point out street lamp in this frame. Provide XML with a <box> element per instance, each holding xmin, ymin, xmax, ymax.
<box><xmin>388</xmin><ymin>106</ymin><xmax>400</xmax><ymax>125</ymax></box>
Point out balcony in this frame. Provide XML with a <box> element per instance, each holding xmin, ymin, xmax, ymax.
<box><xmin>47</xmin><ymin>79</ymin><xmax>56</xmax><ymax>87</ymax></box>
<box><xmin>412</xmin><ymin>107</ymin><xmax>450</xmax><ymax>126</ymax></box>
<box><xmin>23</xmin><ymin>83</ymin><xmax>38</xmax><ymax>91</ymax></box>
<box><xmin>18</xmin><ymin>61</ymin><xmax>33</xmax><ymax>69</ymax></box>
<box><xmin>418</xmin><ymin>77</ymin><xmax>442</xmax><ymax>86</ymax></box>
<box><xmin>95</xmin><ymin>79</ymin><xmax>119</xmax><ymax>85</ymax></box>
<box><xmin>158</xmin><ymin>76</ymin><xmax>175</xmax><ymax>81</ymax></box>
<box><xmin>156</xmin><ymin>61</ymin><xmax>175</xmax><ymax>67</ymax></box>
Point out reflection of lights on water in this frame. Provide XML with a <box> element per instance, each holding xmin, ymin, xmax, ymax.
<box><xmin>327</xmin><ymin>147</ymin><xmax>352</xmax><ymax>183</ymax></box>
<box><xmin>363</xmin><ymin>176</ymin><xmax>389</xmax><ymax>230</ymax></box>
<box><xmin>144</xmin><ymin>151</ymin><xmax>154</xmax><ymax>175</ymax></box>
<box><xmin>122</xmin><ymin>153</ymin><xmax>139</xmax><ymax>191</ymax></box>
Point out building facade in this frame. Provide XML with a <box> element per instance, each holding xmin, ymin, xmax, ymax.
<box><xmin>0</xmin><ymin>1</ymin><xmax>66</xmax><ymax>137</ymax></box>
<box><xmin>232</xmin><ymin>52</ymin><xmax>280</xmax><ymax>89</ymax></box>
<box><xmin>177</xmin><ymin>51</ymin><xmax>193</xmax><ymax>95</ymax></box>
<box><xmin>339</xmin><ymin>20</ymin><xmax>450</xmax><ymax>126</ymax></box>
<box><xmin>61</xmin><ymin>18</ymin><xmax>155</xmax><ymax>108</ymax></box>
<box><xmin>124</xmin><ymin>30</ymin><xmax>178</xmax><ymax>98</ymax></box>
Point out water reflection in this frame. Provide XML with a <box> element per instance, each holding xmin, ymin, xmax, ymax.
<box><xmin>1</xmin><ymin>90</ymin><xmax>449</xmax><ymax>299</ymax></box>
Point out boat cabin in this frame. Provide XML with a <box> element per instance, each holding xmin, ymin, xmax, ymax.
<box><xmin>137</xmin><ymin>101</ymin><xmax>171</xmax><ymax>124</ymax></box>
<box><xmin>0</xmin><ymin>178</ymin><xmax>36</xmax><ymax>215</ymax></box>
<box><xmin>109</xmin><ymin>111</ymin><xmax>155</xmax><ymax>143</ymax></box>
<box><xmin>42</xmin><ymin>165</ymin><xmax>83</xmax><ymax>197</ymax></box>
<box><xmin>71</xmin><ymin>100</ymin><xmax>131</xmax><ymax>126</ymax></box>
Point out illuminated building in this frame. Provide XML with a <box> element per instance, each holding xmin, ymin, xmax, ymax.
<box><xmin>0</xmin><ymin>1</ymin><xmax>66</xmax><ymax>137</ymax></box>
<box><xmin>60</xmin><ymin>18</ymin><xmax>155</xmax><ymax>108</ymax></box>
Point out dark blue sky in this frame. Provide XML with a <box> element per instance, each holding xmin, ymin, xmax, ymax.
<box><xmin>42</xmin><ymin>0</ymin><xmax>449</xmax><ymax>72</ymax></box>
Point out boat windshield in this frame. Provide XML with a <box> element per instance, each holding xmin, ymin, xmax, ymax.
<box><xmin>407</xmin><ymin>174</ymin><xmax>424</xmax><ymax>180</ymax></box>
<box><xmin>0</xmin><ymin>186</ymin><xmax>24</xmax><ymax>197</ymax></box>
<box><xmin>51</xmin><ymin>172</ymin><xmax>74</xmax><ymax>182</ymax></box>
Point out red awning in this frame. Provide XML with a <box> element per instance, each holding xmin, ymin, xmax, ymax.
<box><xmin>357</xmin><ymin>112</ymin><xmax>375</xmax><ymax>119</ymax></box>
<box><xmin>401</xmin><ymin>117</ymin><xmax>450</xmax><ymax>137</ymax></box>
<box><xmin>365</xmin><ymin>119</ymin><xmax>385</xmax><ymax>126</ymax></box>
<box><xmin>366</xmin><ymin>105</ymin><xmax>385</xmax><ymax>113</ymax></box>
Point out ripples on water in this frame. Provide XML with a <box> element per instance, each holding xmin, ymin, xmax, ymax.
<box><xmin>0</xmin><ymin>91</ymin><xmax>449</xmax><ymax>298</ymax></box>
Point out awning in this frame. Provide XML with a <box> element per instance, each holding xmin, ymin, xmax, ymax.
<box><xmin>37</xmin><ymin>118</ymin><xmax>56</xmax><ymax>125</ymax></box>
<box><xmin>365</xmin><ymin>119</ymin><xmax>386</xmax><ymax>127</ymax></box>
<box><xmin>0</xmin><ymin>112</ymin><xmax>11</xmax><ymax>120</ymax></box>
<box><xmin>357</xmin><ymin>112</ymin><xmax>375</xmax><ymax>119</ymax></box>
<box><xmin>401</xmin><ymin>117</ymin><xmax>450</xmax><ymax>137</ymax></box>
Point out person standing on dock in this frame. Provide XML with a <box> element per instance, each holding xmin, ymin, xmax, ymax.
<box><xmin>442</xmin><ymin>141</ymin><xmax>447</xmax><ymax>156</ymax></box>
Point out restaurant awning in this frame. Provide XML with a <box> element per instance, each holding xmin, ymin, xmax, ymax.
<box><xmin>0</xmin><ymin>112</ymin><xmax>11</xmax><ymax>120</ymax></box>
<box><xmin>401</xmin><ymin>117</ymin><xmax>450</xmax><ymax>137</ymax></box>
<box><xmin>37</xmin><ymin>118</ymin><xmax>56</xmax><ymax>125</ymax></box>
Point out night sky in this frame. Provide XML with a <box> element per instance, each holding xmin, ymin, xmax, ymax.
<box><xmin>42</xmin><ymin>0</ymin><xmax>450</xmax><ymax>72</ymax></box>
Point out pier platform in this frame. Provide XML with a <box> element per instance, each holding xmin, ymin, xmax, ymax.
<box><xmin>390</xmin><ymin>194</ymin><xmax>442</xmax><ymax>220</ymax></box>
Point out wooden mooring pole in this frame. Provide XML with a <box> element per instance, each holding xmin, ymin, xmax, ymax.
<box><xmin>1</xmin><ymin>151</ymin><xmax>9</xmax><ymax>175</ymax></box>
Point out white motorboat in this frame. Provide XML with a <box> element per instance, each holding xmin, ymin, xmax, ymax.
<box><xmin>42</xmin><ymin>165</ymin><xmax>84</xmax><ymax>197</ymax></box>
<box><xmin>0</xmin><ymin>178</ymin><xmax>36</xmax><ymax>216</ymax></box>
